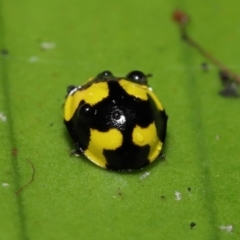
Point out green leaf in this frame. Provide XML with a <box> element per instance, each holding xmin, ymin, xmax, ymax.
<box><xmin>0</xmin><ymin>1</ymin><xmax>239</xmax><ymax>239</ymax></box>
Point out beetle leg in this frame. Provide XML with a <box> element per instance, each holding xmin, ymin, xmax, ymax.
<box><xmin>70</xmin><ymin>149</ymin><xmax>82</xmax><ymax>157</ymax></box>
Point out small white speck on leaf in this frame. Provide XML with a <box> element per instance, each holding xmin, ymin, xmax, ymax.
<box><xmin>29</xmin><ymin>56</ymin><xmax>39</xmax><ymax>63</ymax></box>
<box><xmin>216</xmin><ymin>134</ymin><xmax>220</xmax><ymax>140</ymax></box>
<box><xmin>2</xmin><ymin>183</ymin><xmax>10</xmax><ymax>187</ymax></box>
<box><xmin>175</xmin><ymin>191</ymin><xmax>181</xmax><ymax>201</ymax></box>
<box><xmin>219</xmin><ymin>225</ymin><xmax>233</xmax><ymax>233</ymax></box>
<box><xmin>40</xmin><ymin>42</ymin><xmax>56</xmax><ymax>50</ymax></box>
<box><xmin>0</xmin><ymin>112</ymin><xmax>7</xmax><ymax>122</ymax></box>
<box><xmin>140</xmin><ymin>172</ymin><xmax>150</xmax><ymax>180</ymax></box>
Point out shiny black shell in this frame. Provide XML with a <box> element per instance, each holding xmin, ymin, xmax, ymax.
<box><xmin>64</xmin><ymin>71</ymin><xmax>168</xmax><ymax>171</ymax></box>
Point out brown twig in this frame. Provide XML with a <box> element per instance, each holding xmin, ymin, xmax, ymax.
<box><xmin>173</xmin><ymin>10</ymin><xmax>240</xmax><ymax>84</ymax></box>
<box><xmin>15</xmin><ymin>160</ymin><xmax>35</xmax><ymax>195</ymax></box>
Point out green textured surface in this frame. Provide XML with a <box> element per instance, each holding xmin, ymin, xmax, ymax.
<box><xmin>0</xmin><ymin>0</ymin><xmax>240</xmax><ymax>239</ymax></box>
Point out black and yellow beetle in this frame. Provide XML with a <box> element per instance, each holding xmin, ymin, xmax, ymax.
<box><xmin>64</xmin><ymin>70</ymin><xmax>168</xmax><ymax>171</ymax></box>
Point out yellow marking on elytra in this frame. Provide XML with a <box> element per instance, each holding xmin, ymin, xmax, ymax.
<box><xmin>132</xmin><ymin>123</ymin><xmax>163</xmax><ymax>162</ymax></box>
<box><xmin>84</xmin><ymin>128</ymin><xmax>123</xmax><ymax>168</ymax></box>
<box><xmin>119</xmin><ymin>79</ymin><xmax>148</xmax><ymax>100</ymax></box>
<box><xmin>87</xmin><ymin>77</ymin><xmax>94</xmax><ymax>82</ymax></box>
<box><xmin>119</xmin><ymin>79</ymin><xmax>164</xmax><ymax>111</ymax></box>
<box><xmin>64</xmin><ymin>82</ymin><xmax>109</xmax><ymax>121</ymax></box>
<box><xmin>147</xmin><ymin>89</ymin><xmax>164</xmax><ymax>111</ymax></box>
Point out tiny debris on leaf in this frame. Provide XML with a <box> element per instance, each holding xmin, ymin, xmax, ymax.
<box><xmin>219</xmin><ymin>70</ymin><xmax>231</xmax><ymax>86</ymax></box>
<box><xmin>0</xmin><ymin>112</ymin><xmax>7</xmax><ymax>122</ymax></box>
<box><xmin>175</xmin><ymin>191</ymin><xmax>181</xmax><ymax>201</ymax></box>
<box><xmin>219</xmin><ymin>225</ymin><xmax>233</xmax><ymax>233</ymax></box>
<box><xmin>139</xmin><ymin>172</ymin><xmax>151</xmax><ymax>180</ymax></box>
<box><xmin>219</xmin><ymin>82</ymin><xmax>239</xmax><ymax>97</ymax></box>
<box><xmin>29</xmin><ymin>56</ymin><xmax>39</xmax><ymax>63</ymax></box>
<box><xmin>201</xmin><ymin>62</ymin><xmax>209</xmax><ymax>71</ymax></box>
<box><xmin>40</xmin><ymin>42</ymin><xmax>56</xmax><ymax>50</ymax></box>
<box><xmin>172</xmin><ymin>10</ymin><xmax>189</xmax><ymax>25</ymax></box>
<box><xmin>11</xmin><ymin>148</ymin><xmax>18</xmax><ymax>157</ymax></box>
<box><xmin>1</xmin><ymin>49</ymin><xmax>9</xmax><ymax>55</ymax></box>
<box><xmin>15</xmin><ymin>160</ymin><xmax>35</xmax><ymax>195</ymax></box>
<box><xmin>190</xmin><ymin>222</ymin><xmax>196</xmax><ymax>229</ymax></box>
<box><xmin>219</xmin><ymin>71</ymin><xmax>239</xmax><ymax>97</ymax></box>
<box><xmin>2</xmin><ymin>183</ymin><xmax>10</xmax><ymax>187</ymax></box>
<box><xmin>117</xmin><ymin>188</ymin><xmax>123</xmax><ymax>198</ymax></box>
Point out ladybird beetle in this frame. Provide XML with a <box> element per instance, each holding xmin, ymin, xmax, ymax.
<box><xmin>64</xmin><ymin>71</ymin><xmax>168</xmax><ymax>171</ymax></box>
